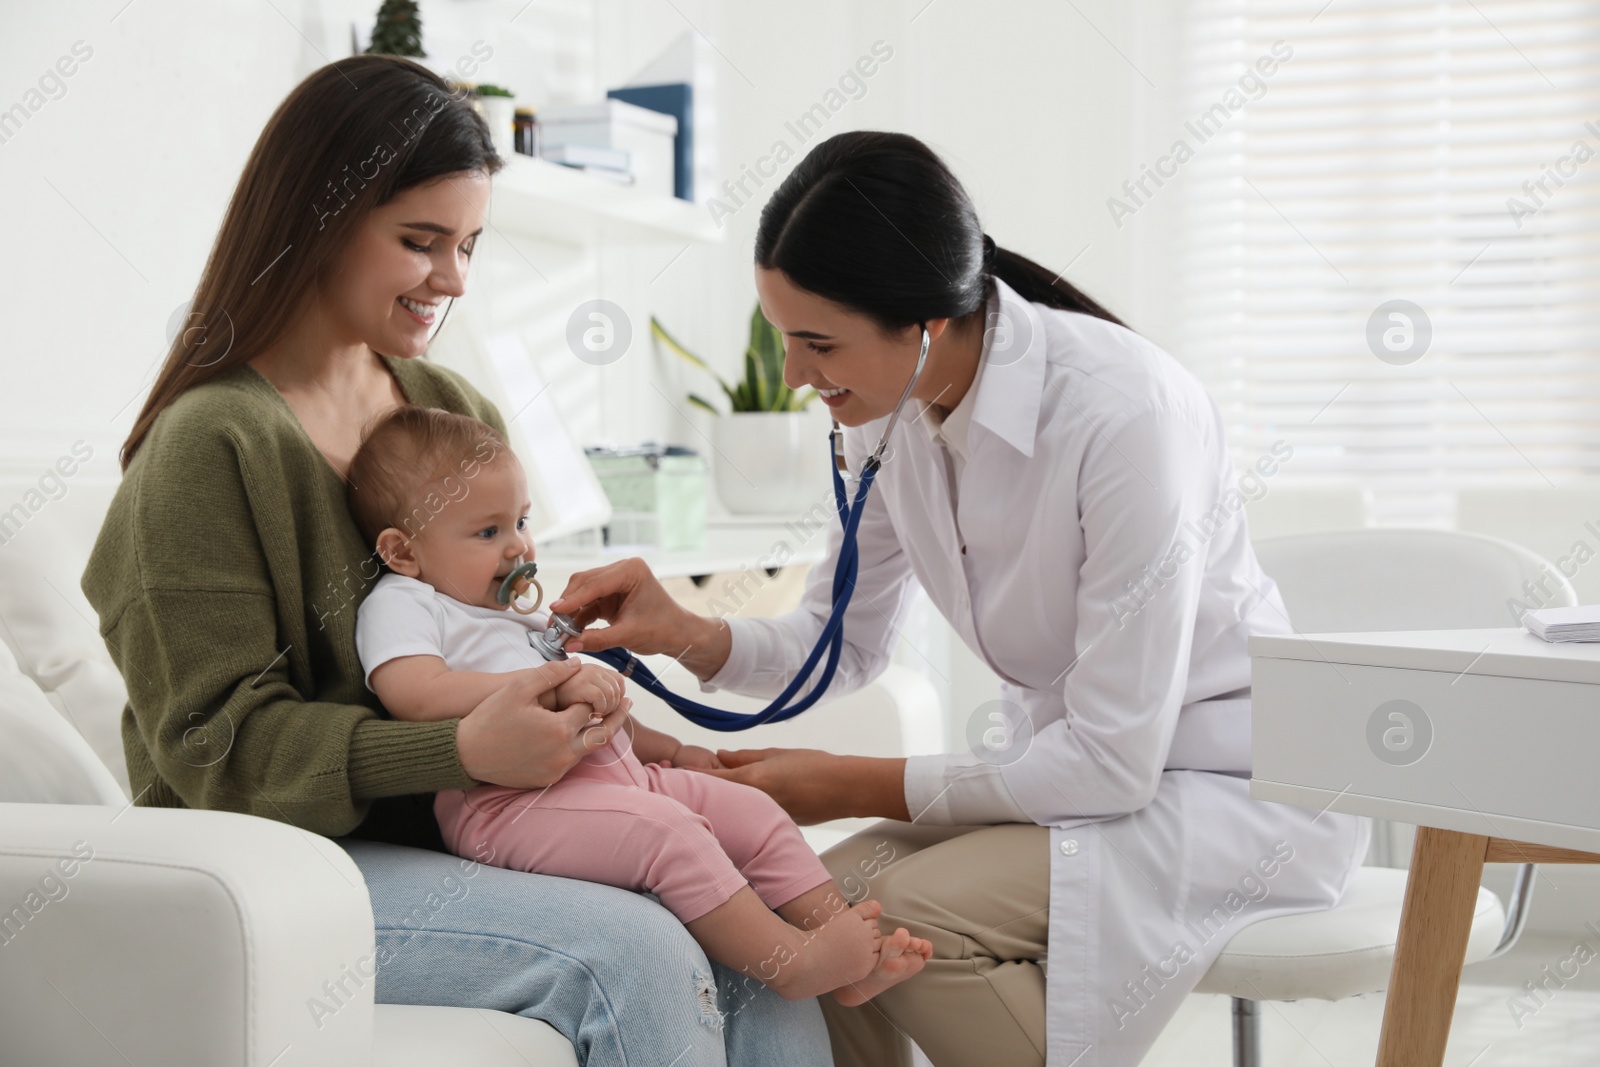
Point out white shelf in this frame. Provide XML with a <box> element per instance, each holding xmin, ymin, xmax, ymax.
<box><xmin>488</xmin><ymin>154</ymin><xmax>722</xmax><ymax>246</ymax></box>
<box><xmin>537</xmin><ymin>518</ymin><xmax>829</xmax><ymax>582</ymax></box>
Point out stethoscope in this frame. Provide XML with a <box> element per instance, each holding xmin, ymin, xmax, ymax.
<box><xmin>497</xmin><ymin>325</ymin><xmax>932</xmax><ymax>732</ymax></box>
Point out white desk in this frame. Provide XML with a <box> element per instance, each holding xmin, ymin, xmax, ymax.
<box><xmin>538</xmin><ymin>517</ymin><xmax>829</xmax><ymax>583</ymax></box>
<box><xmin>1249</xmin><ymin>627</ymin><xmax>1600</xmax><ymax>1067</ymax></box>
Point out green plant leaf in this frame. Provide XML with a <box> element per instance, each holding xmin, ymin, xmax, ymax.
<box><xmin>656</xmin><ymin>315</ymin><xmax>707</xmax><ymax>369</ymax></box>
<box><xmin>651</xmin><ymin>317</ymin><xmax>712</xmax><ymax>373</ymax></box>
<box><xmin>686</xmin><ymin>392</ymin><xmax>721</xmax><ymax>415</ymax></box>
<box><xmin>654</xmin><ymin>309</ymin><xmax>805</xmax><ymax>414</ymax></box>
<box><xmin>746</xmin><ymin>349</ymin><xmax>767</xmax><ymax>411</ymax></box>
<box><xmin>654</xmin><ymin>316</ymin><xmax>742</xmax><ymax>412</ymax></box>
<box><xmin>748</xmin><ymin>305</ymin><xmax>785</xmax><ymax>405</ymax></box>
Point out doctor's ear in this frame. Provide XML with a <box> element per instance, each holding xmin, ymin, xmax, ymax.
<box><xmin>922</xmin><ymin>318</ymin><xmax>953</xmax><ymax>343</ymax></box>
<box><xmin>375</xmin><ymin>528</ymin><xmax>421</xmax><ymax>577</ymax></box>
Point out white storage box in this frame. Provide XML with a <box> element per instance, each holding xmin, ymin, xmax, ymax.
<box><xmin>539</xmin><ymin>99</ymin><xmax>678</xmax><ymax>198</ymax></box>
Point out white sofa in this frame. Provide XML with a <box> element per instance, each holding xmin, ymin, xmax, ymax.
<box><xmin>0</xmin><ymin>464</ymin><xmax>941</xmax><ymax>1066</ymax></box>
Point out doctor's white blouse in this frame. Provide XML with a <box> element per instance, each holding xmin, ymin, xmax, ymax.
<box><xmin>702</xmin><ymin>274</ymin><xmax>1367</xmax><ymax>1066</ymax></box>
<box><xmin>706</xmin><ymin>273</ymin><xmax>1289</xmax><ymax>819</ymax></box>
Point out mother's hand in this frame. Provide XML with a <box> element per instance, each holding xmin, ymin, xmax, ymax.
<box><xmin>549</xmin><ymin>558</ymin><xmax>731</xmax><ymax>681</ymax></box>
<box><xmin>456</xmin><ymin>660</ymin><xmax>626</xmax><ymax>789</ymax></box>
<box><xmin>695</xmin><ymin>748</ymin><xmax>911</xmax><ymax>825</ymax></box>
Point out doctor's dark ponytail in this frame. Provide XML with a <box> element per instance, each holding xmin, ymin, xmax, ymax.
<box><xmin>754</xmin><ymin>130</ymin><xmax>1126</xmax><ymax>332</ymax></box>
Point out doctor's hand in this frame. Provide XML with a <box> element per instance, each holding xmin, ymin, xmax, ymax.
<box><xmin>692</xmin><ymin>748</ymin><xmax>911</xmax><ymax>825</ymax></box>
<box><xmin>549</xmin><ymin>558</ymin><xmax>733</xmax><ymax>681</ymax></box>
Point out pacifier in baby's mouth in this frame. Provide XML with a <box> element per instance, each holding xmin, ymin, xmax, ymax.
<box><xmin>496</xmin><ymin>561</ymin><xmax>544</xmax><ymax>615</ymax></box>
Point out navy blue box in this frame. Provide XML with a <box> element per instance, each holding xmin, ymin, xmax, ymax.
<box><xmin>606</xmin><ymin>83</ymin><xmax>693</xmax><ymax>201</ymax></box>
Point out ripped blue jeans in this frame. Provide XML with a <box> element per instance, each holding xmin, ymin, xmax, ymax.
<box><xmin>336</xmin><ymin>839</ymin><xmax>833</xmax><ymax>1066</ymax></box>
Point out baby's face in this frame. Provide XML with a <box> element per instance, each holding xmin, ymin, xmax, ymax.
<box><xmin>406</xmin><ymin>457</ymin><xmax>535</xmax><ymax>610</ymax></box>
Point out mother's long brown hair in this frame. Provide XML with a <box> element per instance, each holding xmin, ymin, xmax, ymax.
<box><xmin>118</xmin><ymin>54</ymin><xmax>504</xmax><ymax>472</ymax></box>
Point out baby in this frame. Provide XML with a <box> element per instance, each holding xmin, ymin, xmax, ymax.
<box><xmin>347</xmin><ymin>405</ymin><xmax>931</xmax><ymax>1005</ymax></box>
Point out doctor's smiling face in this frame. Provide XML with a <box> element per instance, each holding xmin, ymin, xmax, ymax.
<box><xmin>756</xmin><ymin>267</ymin><xmax>978</xmax><ymax>427</ymax></box>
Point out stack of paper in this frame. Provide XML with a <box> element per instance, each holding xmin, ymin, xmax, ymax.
<box><xmin>1522</xmin><ymin>604</ymin><xmax>1600</xmax><ymax>643</ymax></box>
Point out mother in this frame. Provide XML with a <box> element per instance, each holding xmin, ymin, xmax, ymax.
<box><xmin>549</xmin><ymin>131</ymin><xmax>1372</xmax><ymax>1067</ymax></box>
<box><xmin>81</xmin><ymin>55</ymin><xmax>829</xmax><ymax>1066</ymax></box>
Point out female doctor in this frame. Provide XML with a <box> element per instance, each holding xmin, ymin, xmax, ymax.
<box><xmin>550</xmin><ymin>131</ymin><xmax>1370</xmax><ymax>1067</ymax></box>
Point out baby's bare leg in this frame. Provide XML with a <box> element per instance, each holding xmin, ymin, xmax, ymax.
<box><xmin>779</xmin><ymin>880</ymin><xmax>933</xmax><ymax>1005</ymax></box>
<box><xmin>774</xmin><ymin>881</ymin><xmax>853</xmax><ymax>932</ymax></box>
<box><xmin>687</xmin><ymin>885</ymin><xmax>897</xmax><ymax>1001</ymax></box>
<box><xmin>631</xmin><ymin>767</ymin><xmax>933</xmax><ymax>1003</ymax></box>
<box><xmin>685</xmin><ymin>880</ymin><xmax>933</xmax><ymax>1004</ymax></box>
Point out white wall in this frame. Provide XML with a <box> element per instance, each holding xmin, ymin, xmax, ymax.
<box><xmin>696</xmin><ymin>0</ymin><xmax>1188</xmax><ymax>380</ymax></box>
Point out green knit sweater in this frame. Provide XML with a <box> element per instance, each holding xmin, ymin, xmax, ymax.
<box><xmin>81</xmin><ymin>355</ymin><xmax>506</xmax><ymax>845</ymax></box>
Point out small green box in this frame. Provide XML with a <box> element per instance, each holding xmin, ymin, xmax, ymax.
<box><xmin>585</xmin><ymin>445</ymin><xmax>707</xmax><ymax>550</ymax></box>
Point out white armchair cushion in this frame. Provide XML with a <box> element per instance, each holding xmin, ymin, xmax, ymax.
<box><xmin>0</xmin><ymin>633</ymin><xmax>125</xmax><ymax>804</ymax></box>
<box><xmin>0</xmin><ymin>473</ymin><xmax>131</xmax><ymax>793</ymax></box>
<box><xmin>373</xmin><ymin>1005</ymin><xmax>578</xmax><ymax>1067</ymax></box>
<box><xmin>0</xmin><ymin>803</ymin><xmax>375</xmax><ymax>1067</ymax></box>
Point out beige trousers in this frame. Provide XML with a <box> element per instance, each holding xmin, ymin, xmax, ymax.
<box><xmin>819</xmin><ymin>820</ymin><xmax>1052</xmax><ymax>1067</ymax></box>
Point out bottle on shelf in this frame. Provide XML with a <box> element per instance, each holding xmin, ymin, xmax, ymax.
<box><xmin>513</xmin><ymin>107</ymin><xmax>540</xmax><ymax>157</ymax></box>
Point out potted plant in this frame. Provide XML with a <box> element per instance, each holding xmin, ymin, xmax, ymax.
<box><xmin>472</xmin><ymin>84</ymin><xmax>517</xmax><ymax>162</ymax></box>
<box><xmin>653</xmin><ymin>306</ymin><xmax>826</xmax><ymax>515</ymax></box>
<box><xmin>364</xmin><ymin>0</ymin><xmax>424</xmax><ymax>57</ymax></box>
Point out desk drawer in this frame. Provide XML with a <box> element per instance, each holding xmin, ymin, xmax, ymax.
<box><xmin>1252</xmin><ymin>657</ymin><xmax>1600</xmax><ymax>848</ymax></box>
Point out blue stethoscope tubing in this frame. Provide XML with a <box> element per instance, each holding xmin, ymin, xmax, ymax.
<box><xmin>580</xmin><ymin>449</ymin><xmax>873</xmax><ymax>730</ymax></box>
<box><xmin>521</xmin><ymin>325</ymin><xmax>931</xmax><ymax>732</ymax></box>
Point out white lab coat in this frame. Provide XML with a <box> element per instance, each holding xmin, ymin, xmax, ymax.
<box><xmin>705</xmin><ymin>275</ymin><xmax>1370</xmax><ymax>1065</ymax></box>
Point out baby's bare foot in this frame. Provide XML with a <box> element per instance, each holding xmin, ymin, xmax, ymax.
<box><xmin>832</xmin><ymin>927</ymin><xmax>934</xmax><ymax>1006</ymax></box>
<box><xmin>764</xmin><ymin>899</ymin><xmax>884</xmax><ymax>1001</ymax></box>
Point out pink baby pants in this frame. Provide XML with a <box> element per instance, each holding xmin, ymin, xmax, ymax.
<box><xmin>434</xmin><ymin>732</ymin><xmax>833</xmax><ymax>923</ymax></box>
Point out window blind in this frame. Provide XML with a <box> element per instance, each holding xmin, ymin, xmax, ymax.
<box><xmin>1173</xmin><ymin>0</ymin><xmax>1600</xmax><ymax>525</ymax></box>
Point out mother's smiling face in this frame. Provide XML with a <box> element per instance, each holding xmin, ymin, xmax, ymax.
<box><xmin>320</xmin><ymin>170</ymin><xmax>490</xmax><ymax>359</ymax></box>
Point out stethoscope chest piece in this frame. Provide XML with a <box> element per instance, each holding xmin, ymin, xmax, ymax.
<box><xmin>497</xmin><ymin>561</ymin><xmax>544</xmax><ymax>615</ymax></box>
<box><xmin>529</xmin><ymin>612</ymin><xmax>583</xmax><ymax>661</ymax></box>
<box><xmin>495</xmin><ymin>562</ymin><xmax>593</xmax><ymax>664</ymax></box>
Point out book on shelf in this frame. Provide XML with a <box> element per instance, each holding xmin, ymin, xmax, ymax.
<box><xmin>541</xmin><ymin>143</ymin><xmax>631</xmax><ymax>170</ymax></box>
<box><xmin>551</xmin><ymin>163</ymin><xmax>635</xmax><ymax>185</ymax></box>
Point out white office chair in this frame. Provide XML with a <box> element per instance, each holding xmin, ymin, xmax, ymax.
<box><xmin>1243</xmin><ymin>482</ymin><xmax>1374</xmax><ymax>539</ymax></box>
<box><xmin>1457</xmin><ymin>484</ymin><xmax>1600</xmax><ymax>604</ymax></box>
<box><xmin>1197</xmin><ymin>529</ymin><xmax>1573</xmax><ymax>1066</ymax></box>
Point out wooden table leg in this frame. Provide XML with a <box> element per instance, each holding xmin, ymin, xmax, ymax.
<box><xmin>1375</xmin><ymin>827</ymin><xmax>1489</xmax><ymax>1067</ymax></box>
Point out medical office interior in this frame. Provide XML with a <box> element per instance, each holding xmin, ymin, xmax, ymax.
<box><xmin>2</xmin><ymin>0</ymin><xmax>1597</xmax><ymax>1064</ymax></box>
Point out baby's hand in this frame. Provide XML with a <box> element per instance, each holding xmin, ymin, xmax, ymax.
<box><xmin>553</xmin><ymin>663</ymin><xmax>627</xmax><ymax>715</ymax></box>
<box><xmin>661</xmin><ymin>744</ymin><xmax>723</xmax><ymax>771</ymax></box>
